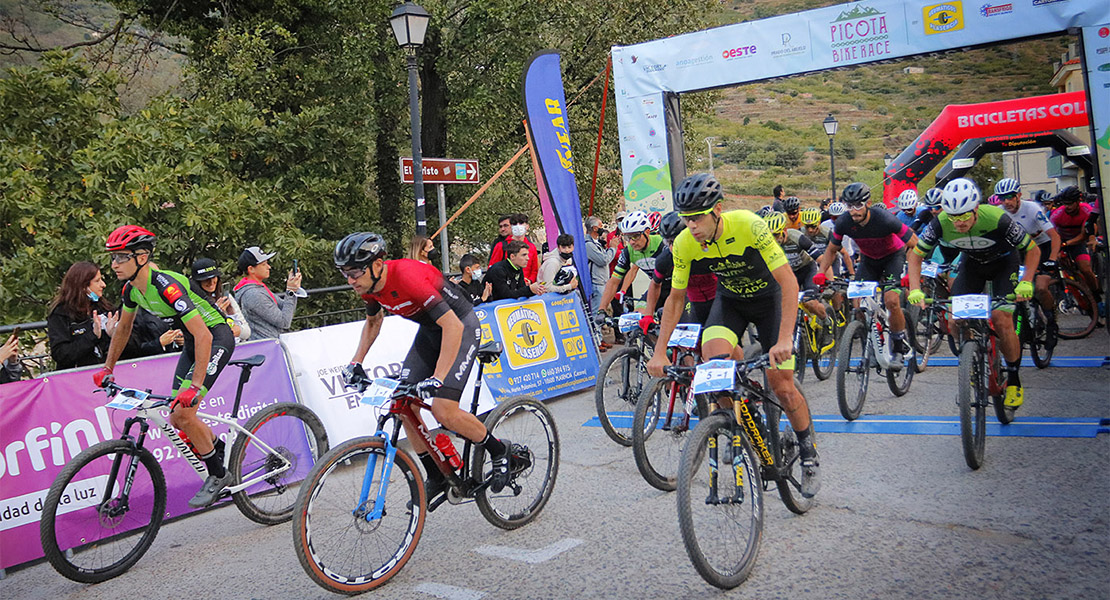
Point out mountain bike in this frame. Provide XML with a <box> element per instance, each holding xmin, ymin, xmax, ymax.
<box><xmin>40</xmin><ymin>355</ymin><xmax>329</xmax><ymax>583</ymax></box>
<box><xmin>1015</xmin><ymin>295</ymin><xmax>1055</xmax><ymax>369</ymax></box>
<box><xmin>1050</xmin><ymin>253</ymin><xmax>1098</xmax><ymax>339</ymax></box>
<box><xmin>793</xmin><ymin>289</ymin><xmax>837</xmax><ymax>383</ymax></box>
<box><xmin>833</xmin><ymin>278</ymin><xmax>917</xmax><ymax>420</ymax></box>
<box><xmin>595</xmin><ymin>312</ymin><xmax>657</xmax><ymax>446</ymax></box>
<box><xmin>676</xmin><ymin>354</ymin><xmax>815</xmax><ymax>589</ymax></box>
<box><xmin>293</xmin><ymin>342</ymin><xmax>559</xmax><ymax>594</ymax></box>
<box><xmin>911</xmin><ymin>261</ymin><xmax>954</xmax><ymax>370</ymax></box>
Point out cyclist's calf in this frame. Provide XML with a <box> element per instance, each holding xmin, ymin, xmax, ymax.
<box><xmin>169</xmin><ymin>404</ymin><xmax>216</xmax><ymax>454</ymax></box>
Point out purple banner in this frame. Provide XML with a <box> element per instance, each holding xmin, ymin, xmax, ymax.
<box><xmin>0</xmin><ymin>340</ymin><xmax>298</xmax><ymax>570</ymax></box>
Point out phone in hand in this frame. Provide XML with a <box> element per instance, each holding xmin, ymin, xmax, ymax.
<box><xmin>10</xmin><ymin>327</ymin><xmax>20</xmax><ymax>343</ymax></box>
<box><xmin>293</xmin><ymin>259</ymin><xmax>300</xmax><ymax>275</ymax></box>
<box><xmin>221</xmin><ymin>282</ymin><xmax>231</xmax><ymax>297</ymax></box>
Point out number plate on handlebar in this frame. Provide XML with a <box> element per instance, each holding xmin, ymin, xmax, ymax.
<box><xmin>951</xmin><ymin>294</ymin><xmax>991</xmax><ymax>319</ymax></box>
<box><xmin>618</xmin><ymin>313</ymin><xmax>640</xmax><ymax>333</ymax></box>
<box><xmin>668</xmin><ymin>323</ymin><xmax>701</xmax><ymax>348</ymax></box>
<box><xmin>360</xmin><ymin>379</ymin><xmax>400</xmax><ymax>407</ymax></box>
<box><xmin>847</xmin><ymin>281</ymin><xmax>879</xmax><ymax>298</ymax></box>
<box><xmin>921</xmin><ymin>262</ymin><xmax>939</xmax><ymax>278</ymax></box>
<box><xmin>692</xmin><ymin>359</ymin><xmax>736</xmax><ymax>395</ymax></box>
<box><xmin>105</xmin><ymin>388</ymin><xmax>149</xmax><ymax>411</ymax></box>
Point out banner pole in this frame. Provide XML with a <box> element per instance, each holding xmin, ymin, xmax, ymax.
<box><xmin>588</xmin><ymin>56</ymin><xmax>612</xmax><ymax>217</ymax></box>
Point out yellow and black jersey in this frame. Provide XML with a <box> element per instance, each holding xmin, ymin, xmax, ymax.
<box><xmin>672</xmin><ymin>210</ymin><xmax>787</xmax><ymax>300</ymax></box>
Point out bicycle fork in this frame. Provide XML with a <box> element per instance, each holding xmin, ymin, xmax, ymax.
<box><xmin>103</xmin><ymin>417</ymin><xmax>154</xmax><ymax>517</ymax></box>
<box><xmin>357</xmin><ymin>434</ymin><xmax>398</xmax><ymax>522</ymax></box>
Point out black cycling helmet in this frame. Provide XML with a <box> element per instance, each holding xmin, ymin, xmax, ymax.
<box><xmin>783</xmin><ymin>196</ymin><xmax>801</xmax><ymax>213</ymax></box>
<box><xmin>674</xmin><ymin>173</ymin><xmax>723</xmax><ymax>215</ymax></box>
<box><xmin>1054</xmin><ymin>185</ymin><xmax>1082</xmax><ymax>204</ymax></box>
<box><xmin>840</xmin><ymin>182</ymin><xmax>871</xmax><ymax>205</ymax></box>
<box><xmin>659</xmin><ymin>211</ymin><xmax>686</xmax><ymax>241</ymax></box>
<box><xmin>334</xmin><ymin>232</ymin><xmax>388</xmax><ymax>268</ymax></box>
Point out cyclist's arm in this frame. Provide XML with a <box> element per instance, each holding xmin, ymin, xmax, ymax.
<box><xmin>643</xmin><ymin>279</ymin><xmax>662</xmax><ymax>316</ymax></box>
<box><xmin>597</xmin><ymin>274</ymin><xmax>622</xmax><ymax>310</ymax></box>
<box><xmin>650</xmin><ymin>285</ymin><xmax>688</xmax><ymax>368</ymax></box>
<box><xmin>432</xmin><ymin>310</ymin><xmax>464</xmax><ymax>382</ymax></box>
<box><xmin>907</xmin><ymin>249</ymin><xmax>924</xmax><ymax>294</ymax></box>
<box><xmin>103</xmin><ymin>307</ymin><xmax>137</xmax><ymax>371</ymax></box>
<box><xmin>770</xmin><ymin>262</ymin><xmax>799</xmax><ymax>367</ymax></box>
<box><xmin>351</xmin><ymin>311</ymin><xmax>383</xmax><ymax>363</ymax></box>
<box><xmin>1020</xmin><ymin>244</ymin><xmax>1040</xmax><ymax>285</ymax></box>
<box><xmin>619</xmin><ymin>264</ymin><xmax>640</xmax><ymax>295</ymax></box>
<box><xmin>181</xmin><ymin>314</ymin><xmax>212</xmax><ymax>389</ymax></box>
<box><xmin>817</xmin><ymin>240</ymin><xmax>840</xmax><ymax>273</ymax></box>
<box><xmin>840</xmin><ymin>247</ymin><xmax>856</xmax><ymax>276</ymax></box>
<box><xmin>1046</xmin><ymin>227</ymin><xmax>1061</xmax><ymax>261</ymax></box>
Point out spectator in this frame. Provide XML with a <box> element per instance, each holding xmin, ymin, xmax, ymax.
<box><xmin>484</xmin><ymin>240</ymin><xmax>545</xmax><ymax>301</ymax></box>
<box><xmin>539</xmin><ymin>234</ymin><xmax>579</xmax><ymax>294</ymax></box>
<box><xmin>123</xmin><ymin>308</ymin><xmax>179</xmax><ymax>358</ymax></box>
<box><xmin>488</xmin><ymin>214</ymin><xmax>539</xmax><ymax>281</ymax></box>
<box><xmin>771</xmin><ymin>184</ymin><xmax>786</xmax><ymax>212</ymax></box>
<box><xmin>234</xmin><ymin>246</ymin><xmax>302</xmax><ymax>339</ymax></box>
<box><xmin>606</xmin><ymin>211</ymin><xmax>628</xmax><ymax>275</ymax></box>
<box><xmin>409</xmin><ymin>235</ymin><xmax>437</xmax><ymax>267</ymax></box>
<box><xmin>1</xmin><ymin>333</ymin><xmax>23</xmax><ymax>383</ymax></box>
<box><xmin>453</xmin><ymin>254</ymin><xmax>488</xmax><ymax>305</ymax></box>
<box><xmin>47</xmin><ymin>261</ymin><xmax>119</xmax><ymax>369</ymax></box>
<box><xmin>490</xmin><ymin>214</ymin><xmax>512</xmax><ymax>259</ymax></box>
<box><xmin>585</xmin><ymin>216</ymin><xmax>617</xmax><ymax>309</ymax></box>
<box><xmin>192</xmin><ymin>258</ymin><xmax>250</xmax><ymax>341</ymax></box>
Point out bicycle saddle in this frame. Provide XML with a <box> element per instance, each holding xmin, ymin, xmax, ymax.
<box><xmin>477</xmin><ymin>341</ymin><xmax>502</xmax><ymax>363</ymax></box>
<box><xmin>229</xmin><ymin>354</ymin><xmax>266</xmax><ymax>368</ymax></box>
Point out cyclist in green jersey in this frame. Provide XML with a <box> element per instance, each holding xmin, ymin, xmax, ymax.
<box><xmin>92</xmin><ymin>225</ymin><xmax>237</xmax><ymax>507</ymax></box>
<box><xmin>647</xmin><ymin>173</ymin><xmax>820</xmax><ymax>497</ymax></box>
<box><xmin>595</xmin><ymin>210</ymin><xmax>666</xmax><ymax>312</ymax></box>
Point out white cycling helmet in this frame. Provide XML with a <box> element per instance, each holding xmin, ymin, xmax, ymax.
<box><xmin>897</xmin><ymin>189</ymin><xmax>919</xmax><ymax>211</ymax></box>
<box><xmin>994</xmin><ymin>178</ymin><xmax>1020</xmax><ymax>196</ymax></box>
<box><xmin>922</xmin><ymin>188</ymin><xmax>944</xmax><ymax>208</ymax></box>
<box><xmin>619</xmin><ymin>210</ymin><xmax>652</xmax><ymax>234</ymax></box>
<box><xmin>941</xmin><ymin>178</ymin><xmax>981</xmax><ymax>215</ymax></box>
<box><xmin>828</xmin><ymin>201</ymin><xmax>846</xmax><ymax>216</ymax></box>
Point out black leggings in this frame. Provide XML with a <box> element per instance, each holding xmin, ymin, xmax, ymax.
<box><xmin>173</xmin><ymin>323</ymin><xmax>235</xmax><ymax>396</ymax></box>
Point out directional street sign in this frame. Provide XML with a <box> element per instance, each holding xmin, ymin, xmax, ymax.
<box><xmin>400</xmin><ymin>157</ymin><xmax>480</xmax><ymax>184</ymax></box>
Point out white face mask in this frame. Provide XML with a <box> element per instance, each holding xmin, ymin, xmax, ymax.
<box><xmin>511</xmin><ymin>224</ymin><xmax>527</xmax><ymax>237</ymax></box>
<box><xmin>470</xmin><ymin>268</ymin><xmax>483</xmax><ymax>280</ymax></box>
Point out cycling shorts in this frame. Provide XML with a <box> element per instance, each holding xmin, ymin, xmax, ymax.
<box><xmin>1061</xmin><ymin>243</ymin><xmax>1090</xmax><ymax>263</ymax></box>
<box><xmin>689</xmin><ymin>300</ymin><xmax>713</xmax><ymax>327</ymax></box>
<box><xmin>855</xmin><ymin>250</ymin><xmax>905</xmax><ymax>283</ymax></box>
<box><xmin>399</xmin><ymin>312</ymin><xmax>482</xmax><ymax>402</ymax></box>
<box><xmin>1035</xmin><ymin>241</ymin><xmax>1053</xmax><ymax>269</ymax></box>
<box><xmin>173</xmin><ymin>323</ymin><xmax>236</xmax><ymax>398</ymax></box>
<box><xmin>701</xmin><ymin>289</ymin><xmax>794</xmax><ymax>370</ymax></box>
<box><xmin>951</xmin><ymin>252</ymin><xmax>1019</xmax><ymax>313</ymax></box>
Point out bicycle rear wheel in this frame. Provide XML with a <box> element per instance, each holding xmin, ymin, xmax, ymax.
<box><xmin>594</xmin><ymin>346</ymin><xmax>648</xmax><ymax>446</ymax></box>
<box><xmin>230</xmin><ymin>402</ymin><xmax>329</xmax><ymax>525</ymax></box>
<box><xmin>473</xmin><ymin>396</ymin><xmax>559</xmax><ymax>530</ymax></box>
<box><xmin>958</xmin><ymin>341</ymin><xmax>987</xmax><ymax>470</ymax></box>
<box><xmin>633</xmin><ymin>378</ymin><xmax>699</xmax><ymax>492</ymax></box>
<box><xmin>835</xmin><ymin>320</ymin><xmax>870</xmax><ymax>421</ymax></box>
<box><xmin>293</xmin><ymin>437</ymin><xmax>425</xmax><ymax>594</ymax></box>
<box><xmin>1028</xmin><ymin>304</ymin><xmax>1054</xmax><ymax>369</ymax></box>
<box><xmin>811</xmin><ymin>315</ymin><xmax>836</xmax><ymax>381</ymax></box>
<box><xmin>40</xmin><ymin>439</ymin><xmax>166</xmax><ymax>583</ymax></box>
<box><xmin>1053</xmin><ymin>277</ymin><xmax>1097</xmax><ymax>339</ymax></box>
<box><xmin>676</xmin><ymin>412</ymin><xmax>763</xmax><ymax>589</ymax></box>
<box><xmin>792</xmin><ymin>322</ymin><xmax>808</xmax><ymax>384</ymax></box>
<box><xmin>766</xmin><ymin>388</ymin><xmax>816</xmax><ymax>515</ymax></box>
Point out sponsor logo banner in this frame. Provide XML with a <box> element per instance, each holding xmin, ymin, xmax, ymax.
<box><xmin>923</xmin><ymin>2</ymin><xmax>965</xmax><ymax>35</ymax></box>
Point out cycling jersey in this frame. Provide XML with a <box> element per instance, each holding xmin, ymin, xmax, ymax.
<box><xmin>779</xmin><ymin>229</ymin><xmax>814</xmax><ymax>271</ymax></box>
<box><xmin>915</xmin><ymin>205</ymin><xmax>1032</xmax><ymax>264</ymax></box>
<box><xmin>829</xmin><ymin>208</ymin><xmax>914</xmax><ymax>260</ymax></box>
<box><xmin>648</xmin><ymin>247</ymin><xmax>674</xmax><ymax>302</ymax></box>
<box><xmin>653</xmin><ymin>248</ymin><xmax>717</xmax><ymax>303</ymax></box>
<box><xmin>613</xmin><ymin>234</ymin><xmax>665</xmax><ymax>277</ymax></box>
<box><xmin>361</xmin><ymin>259</ymin><xmax>472</xmax><ymax>328</ymax></box>
<box><xmin>803</xmin><ymin>224</ymin><xmax>832</xmax><ymax>258</ymax></box>
<box><xmin>672</xmin><ymin>210</ymin><xmax>787</xmax><ymax>300</ymax></box>
<box><xmin>1006</xmin><ymin>200</ymin><xmax>1054</xmax><ymax>245</ymax></box>
<box><xmin>123</xmin><ymin>269</ymin><xmax>227</xmax><ymax>330</ymax></box>
<box><xmin>1050</xmin><ymin>204</ymin><xmax>1091</xmax><ymax>240</ymax></box>
<box><xmin>785</xmin><ymin>212</ymin><xmax>803</xmax><ymax>230</ymax></box>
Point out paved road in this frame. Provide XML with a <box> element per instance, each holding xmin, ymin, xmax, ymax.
<box><xmin>5</xmin><ymin>334</ymin><xmax>1108</xmax><ymax>599</ymax></box>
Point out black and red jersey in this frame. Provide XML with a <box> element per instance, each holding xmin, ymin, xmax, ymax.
<box><xmin>361</xmin><ymin>259</ymin><xmax>472</xmax><ymax>328</ymax></box>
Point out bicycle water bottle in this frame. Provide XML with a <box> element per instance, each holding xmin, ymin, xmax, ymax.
<box><xmin>434</xmin><ymin>433</ymin><xmax>463</xmax><ymax>470</ymax></box>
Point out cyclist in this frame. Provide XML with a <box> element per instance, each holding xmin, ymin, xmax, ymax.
<box><xmin>596</xmin><ymin>211</ymin><xmax>667</xmax><ymax>316</ymax></box>
<box><xmin>783</xmin><ymin>196</ymin><xmax>804</xmax><ymax>230</ymax></box>
<box><xmin>766</xmin><ymin>212</ymin><xmax>829</xmax><ymax>323</ymax></box>
<box><xmin>997</xmin><ymin>178</ymin><xmax>1061</xmax><ymax>330</ymax></box>
<box><xmin>644</xmin><ymin>211</ymin><xmax>717</xmax><ymax>324</ymax></box>
<box><xmin>1050</xmin><ymin>186</ymin><xmax>1101</xmax><ymax>303</ymax></box>
<box><xmin>895</xmin><ymin>189</ymin><xmax>923</xmax><ymax>228</ymax></box>
<box><xmin>647</xmin><ymin>173</ymin><xmax>820</xmax><ymax>497</ymax></box>
<box><xmin>817</xmin><ymin>182</ymin><xmax>918</xmax><ymax>365</ymax></box>
<box><xmin>907</xmin><ymin>178</ymin><xmax>1039</xmax><ymax>409</ymax></box>
<box><xmin>334</xmin><ymin>232</ymin><xmax>512</xmax><ymax>496</ymax></box>
<box><xmin>820</xmin><ymin>202</ymin><xmax>853</xmax><ymax>276</ymax></box>
<box><xmin>93</xmin><ymin>226</ymin><xmax>236</xmax><ymax>508</ymax></box>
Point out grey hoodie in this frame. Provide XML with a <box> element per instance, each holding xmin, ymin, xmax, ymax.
<box><xmin>234</xmin><ymin>278</ymin><xmax>297</xmax><ymax>340</ymax></box>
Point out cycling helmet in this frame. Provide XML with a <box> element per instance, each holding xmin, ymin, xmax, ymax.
<box><xmin>658</xmin><ymin>211</ymin><xmax>686</xmax><ymax>241</ymax></box>
<box><xmin>334</xmin><ymin>232</ymin><xmax>388</xmax><ymax>268</ymax></box>
<box><xmin>1030</xmin><ymin>190</ymin><xmax>1049</xmax><ymax>205</ymax></box>
<box><xmin>986</xmin><ymin>194</ymin><xmax>1001</xmax><ymax>206</ymax></box>
<box><xmin>828</xmin><ymin>201</ymin><xmax>846</xmax><ymax>216</ymax></box>
<box><xmin>800</xmin><ymin>207</ymin><xmax>821</xmax><ymax>226</ymax></box>
<box><xmin>941</xmin><ymin>178</ymin><xmax>980</xmax><ymax>215</ymax></box>
<box><xmin>840</xmin><ymin>182</ymin><xmax>871</xmax><ymax>204</ymax></box>
<box><xmin>994</xmin><ymin>178</ymin><xmax>1019</xmax><ymax>196</ymax></box>
<box><xmin>923</xmin><ymin>188</ymin><xmax>944</xmax><ymax>208</ymax></box>
<box><xmin>647</xmin><ymin>211</ymin><xmax>662</xmax><ymax>232</ymax></box>
<box><xmin>620</xmin><ymin>210</ymin><xmax>652</xmax><ymax>234</ymax></box>
<box><xmin>897</xmin><ymin>189</ymin><xmax>919</xmax><ymax>211</ymax></box>
<box><xmin>764</xmin><ymin>212</ymin><xmax>787</xmax><ymax>234</ymax></box>
<box><xmin>673</xmin><ymin>173</ymin><xmax>723</xmax><ymax>215</ymax></box>
<box><xmin>756</xmin><ymin>205</ymin><xmax>773</xmax><ymax>218</ymax></box>
<box><xmin>1054</xmin><ymin>185</ymin><xmax>1082</xmax><ymax>204</ymax></box>
<box><xmin>783</xmin><ymin>196</ymin><xmax>801</xmax><ymax>213</ymax></box>
<box><xmin>105</xmin><ymin>225</ymin><xmax>156</xmax><ymax>252</ymax></box>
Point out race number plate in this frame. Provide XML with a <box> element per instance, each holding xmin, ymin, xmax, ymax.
<box><xmin>692</xmin><ymin>359</ymin><xmax>736</xmax><ymax>395</ymax></box>
<box><xmin>921</xmin><ymin>262</ymin><xmax>940</xmax><ymax>278</ymax></box>
<box><xmin>361</xmin><ymin>378</ymin><xmax>400</xmax><ymax>407</ymax></box>
<box><xmin>951</xmin><ymin>294</ymin><xmax>991</xmax><ymax>320</ymax></box>
<box><xmin>668</xmin><ymin>323</ymin><xmax>701</xmax><ymax>348</ymax></box>
<box><xmin>847</xmin><ymin>280</ymin><xmax>879</xmax><ymax>299</ymax></box>
<box><xmin>105</xmin><ymin>388</ymin><xmax>149</xmax><ymax>411</ymax></box>
<box><xmin>618</xmin><ymin>312</ymin><xmax>641</xmax><ymax>333</ymax></box>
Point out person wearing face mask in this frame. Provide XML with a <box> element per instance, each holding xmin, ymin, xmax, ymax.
<box><xmin>487</xmin><ymin>213</ymin><xmax>539</xmax><ymax>282</ymax></box>
<box><xmin>452</xmin><ymin>254</ymin><xmax>488</xmax><ymax>305</ymax></box>
<box><xmin>539</xmin><ymin>234</ymin><xmax>579</xmax><ymax>294</ymax></box>
<box><xmin>47</xmin><ymin>261</ymin><xmax>120</xmax><ymax>369</ymax></box>
<box><xmin>409</xmin><ymin>235</ymin><xmax>440</xmax><ymax>269</ymax></box>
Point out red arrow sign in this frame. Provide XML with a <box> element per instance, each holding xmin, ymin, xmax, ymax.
<box><xmin>399</xmin><ymin>157</ymin><xmax>480</xmax><ymax>184</ymax></box>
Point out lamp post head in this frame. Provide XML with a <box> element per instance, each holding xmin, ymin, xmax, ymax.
<box><xmin>884</xmin><ymin>153</ymin><xmax>894</xmax><ymax>168</ymax></box>
<box><xmin>822</xmin><ymin>113</ymin><xmax>838</xmax><ymax>137</ymax></box>
<box><xmin>390</xmin><ymin>2</ymin><xmax>430</xmax><ymax>49</ymax></box>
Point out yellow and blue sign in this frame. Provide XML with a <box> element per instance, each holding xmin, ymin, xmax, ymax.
<box><xmin>475</xmin><ymin>292</ymin><xmax>598</xmax><ymax>401</ymax></box>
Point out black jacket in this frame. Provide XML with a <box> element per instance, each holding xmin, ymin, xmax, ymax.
<box><xmin>483</xmin><ymin>259</ymin><xmax>534</xmax><ymax>302</ymax></box>
<box><xmin>47</xmin><ymin>304</ymin><xmax>112</xmax><ymax>370</ymax></box>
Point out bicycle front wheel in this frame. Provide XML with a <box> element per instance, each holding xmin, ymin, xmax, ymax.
<box><xmin>293</xmin><ymin>437</ymin><xmax>425</xmax><ymax>594</ymax></box>
<box><xmin>594</xmin><ymin>346</ymin><xmax>648</xmax><ymax>446</ymax></box>
<box><xmin>835</xmin><ymin>320</ymin><xmax>870</xmax><ymax>421</ymax></box>
<box><xmin>39</xmin><ymin>439</ymin><xmax>166</xmax><ymax>583</ymax></box>
<box><xmin>473</xmin><ymin>396</ymin><xmax>560</xmax><ymax>530</ymax></box>
<box><xmin>1029</xmin><ymin>304</ymin><xmax>1054</xmax><ymax>369</ymax></box>
<box><xmin>676</xmin><ymin>413</ymin><xmax>763</xmax><ymax>590</ymax></box>
<box><xmin>766</xmin><ymin>387</ymin><xmax>816</xmax><ymax>515</ymax></box>
<box><xmin>958</xmin><ymin>341</ymin><xmax>987</xmax><ymax>470</ymax></box>
<box><xmin>633</xmin><ymin>378</ymin><xmax>699</xmax><ymax>492</ymax></box>
<box><xmin>1054</xmin><ymin>277</ymin><xmax>1097</xmax><ymax>339</ymax></box>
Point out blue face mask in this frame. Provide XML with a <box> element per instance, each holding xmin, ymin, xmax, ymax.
<box><xmin>87</xmin><ymin>291</ymin><xmax>100</xmax><ymax>302</ymax></box>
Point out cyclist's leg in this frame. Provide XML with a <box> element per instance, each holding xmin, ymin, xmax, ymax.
<box><xmin>879</xmin><ymin>250</ymin><xmax>907</xmax><ymax>331</ymax></box>
<box><xmin>700</xmin><ymin>296</ymin><xmax>752</xmax><ymax>406</ymax></box>
<box><xmin>747</xmin><ymin>298</ymin><xmax>806</xmax><ymax>432</ymax></box>
<box><xmin>1034</xmin><ymin>242</ymin><xmax>1055</xmax><ymax>310</ymax></box>
<box><xmin>988</xmin><ymin>256</ymin><xmax>1021</xmax><ymax>363</ymax></box>
<box><xmin>426</xmin><ymin>315</ymin><xmax>487</xmax><ymax>444</ymax></box>
<box><xmin>169</xmin><ymin>324</ymin><xmax>235</xmax><ymax>456</ymax></box>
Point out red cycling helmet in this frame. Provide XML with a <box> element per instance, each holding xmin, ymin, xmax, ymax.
<box><xmin>106</xmin><ymin>225</ymin><xmax>156</xmax><ymax>252</ymax></box>
<box><xmin>647</xmin><ymin>211</ymin><xmax>662</xmax><ymax>233</ymax></box>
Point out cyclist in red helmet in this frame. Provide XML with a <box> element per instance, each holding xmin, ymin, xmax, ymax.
<box><xmin>95</xmin><ymin>225</ymin><xmax>237</xmax><ymax>508</ymax></box>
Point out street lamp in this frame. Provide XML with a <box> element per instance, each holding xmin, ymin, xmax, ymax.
<box><xmin>705</xmin><ymin>137</ymin><xmax>716</xmax><ymax>173</ymax></box>
<box><xmin>390</xmin><ymin>1</ymin><xmax>431</xmax><ymax>235</ymax></box>
<box><xmin>823</xmin><ymin>113</ymin><xmax>839</xmax><ymax>201</ymax></box>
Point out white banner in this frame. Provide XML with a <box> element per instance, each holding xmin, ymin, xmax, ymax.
<box><xmin>280</xmin><ymin>318</ymin><xmax>495</xmax><ymax>445</ymax></box>
<box><xmin>616</xmin><ymin>91</ymin><xmax>674</xmax><ymax>214</ymax></box>
<box><xmin>1082</xmin><ymin>24</ymin><xmax>1110</xmax><ymax>195</ymax></box>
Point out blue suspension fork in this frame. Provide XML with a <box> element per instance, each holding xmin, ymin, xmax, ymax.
<box><xmin>356</xmin><ymin>416</ymin><xmax>398</xmax><ymax>522</ymax></box>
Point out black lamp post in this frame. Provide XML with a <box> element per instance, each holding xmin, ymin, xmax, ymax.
<box><xmin>390</xmin><ymin>2</ymin><xmax>431</xmax><ymax>235</ymax></box>
<box><xmin>823</xmin><ymin>113</ymin><xmax>839</xmax><ymax>201</ymax></box>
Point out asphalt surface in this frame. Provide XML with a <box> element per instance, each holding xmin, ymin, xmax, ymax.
<box><xmin>4</xmin><ymin>332</ymin><xmax>1108</xmax><ymax>600</ymax></box>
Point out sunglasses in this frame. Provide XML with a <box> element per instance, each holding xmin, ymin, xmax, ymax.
<box><xmin>949</xmin><ymin>211</ymin><xmax>976</xmax><ymax>222</ymax></box>
<box><xmin>621</xmin><ymin>233</ymin><xmax>643</xmax><ymax>242</ymax></box>
<box><xmin>110</xmin><ymin>252</ymin><xmax>137</xmax><ymax>264</ymax></box>
<box><xmin>338</xmin><ymin>266</ymin><xmax>367</xmax><ymax>280</ymax></box>
<box><xmin>998</xmin><ymin>192</ymin><xmax>1017</xmax><ymax>200</ymax></box>
<box><xmin>845</xmin><ymin>201</ymin><xmax>867</xmax><ymax>210</ymax></box>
